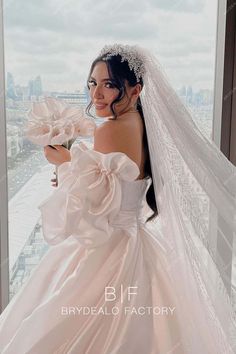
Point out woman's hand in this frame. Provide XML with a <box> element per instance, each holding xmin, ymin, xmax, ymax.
<box><xmin>51</xmin><ymin>171</ymin><xmax>58</xmax><ymax>188</ymax></box>
<box><xmin>44</xmin><ymin>145</ymin><xmax>71</xmax><ymax>166</ymax></box>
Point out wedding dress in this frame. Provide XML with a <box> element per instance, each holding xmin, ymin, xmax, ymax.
<box><xmin>0</xmin><ymin>139</ymin><xmax>233</xmax><ymax>354</ymax></box>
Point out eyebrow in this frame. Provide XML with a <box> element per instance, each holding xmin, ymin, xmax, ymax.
<box><xmin>89</xmin><ymin>76</ymin><xmax>111</xmax><ymax>82</ymax></box>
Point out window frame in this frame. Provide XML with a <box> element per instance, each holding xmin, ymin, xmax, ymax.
<box><xmin>0</xmin><ymin>0</ymin><xmax>10</xmax><ymax>313</ymax></box>
<box><xmin>220</xmin><ymin>0</ymin><xmax>236</xmax><ymax>166</ymax></box>
<box><xmin>209</xmin><ymin>0</ymin><xmax>236</xmax><ymax>294</ymax></box>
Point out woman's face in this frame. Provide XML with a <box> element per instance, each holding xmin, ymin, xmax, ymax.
<box><xmin>88</xmin><ymin>61</ymin><xmax>133</xmax><ymax>118</ymax></box>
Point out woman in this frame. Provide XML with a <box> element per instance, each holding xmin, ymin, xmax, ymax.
<box><xmin>0</xmin><ymin>44</ymin><xmax>235</xmax><ymax>353</ymax></box>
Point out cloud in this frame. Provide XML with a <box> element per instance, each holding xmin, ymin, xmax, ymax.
<box><xmin>3</xmin><ymin>0</ymin><xmax>217</xmax><ymax>91</ymax></box>
<box><xmin>146</xmin><ymin>0</ymin><xmax>206</xmax><ymax>13</ymax></box>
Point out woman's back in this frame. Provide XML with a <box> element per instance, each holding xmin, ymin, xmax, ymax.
<box><xmin>94</xmin><ymin>112</ymin><xmax>146</xmax><ymax>180</ymax></box>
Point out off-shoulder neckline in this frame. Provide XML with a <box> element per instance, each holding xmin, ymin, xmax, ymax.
<box><xmin>74</xmin><ymin>141</ymin><xmax>150</xmax><ymax>183</ymax></box>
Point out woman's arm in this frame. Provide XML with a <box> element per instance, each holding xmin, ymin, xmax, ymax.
<box><xmin>43</xmin><ymin>145</ymin><xmax>71</xmax><ymax>187</ymax></box>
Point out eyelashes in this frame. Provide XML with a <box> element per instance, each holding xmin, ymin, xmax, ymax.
<box><xmin>88</xmin><ymin>80</ymin><xmax>115</xmax><ymax>89</ymax></box>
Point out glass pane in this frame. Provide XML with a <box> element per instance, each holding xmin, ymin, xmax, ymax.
<box><xmin>3</xmin><ymin>0</ymin><xmax>219</xmax><ymax>301</ymax></box>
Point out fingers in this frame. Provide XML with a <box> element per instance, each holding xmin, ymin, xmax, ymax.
<box><xmin>44</xmin><ymin>145</ymin><xmax>56</xmax><ymax>152</ymax></box>
<box><xmin>51</xmin><ymin>145</ymin><xmax>69</xmax><ymax>151</ymax></box>
<box><xmin>51</xmin><ymin>172</ymin><xmax>58</xmax><ymax>187</ymax></box>
<box><xmin>52</xmin><ymin>145</ymin><xmax>62</xmax><ymax>150</ymax></box>
<box><xmin>51</xmin><ymin>178</ymin><xmax>58</xmax><ymax>187</ymax></box>
<box><xmin>44</xmin><ymin>146</ymin><xmax>59</xmax><ymax>164</ymax></box>
<box><xmin>44</xmin><ymin>145</ymin><xmax>71</xmax><ymax>165</ymax></box>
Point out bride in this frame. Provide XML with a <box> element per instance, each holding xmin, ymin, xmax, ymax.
<box><xmin>0</xmin><ymin>43</ymin><xmax>235</xmax><ymax>353</ymax></box>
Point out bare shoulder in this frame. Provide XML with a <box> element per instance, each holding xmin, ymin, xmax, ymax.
<box><xmin>93</xmin><ymin>116</ymin><xmax>143</xmax><ymax>166</ymax></box>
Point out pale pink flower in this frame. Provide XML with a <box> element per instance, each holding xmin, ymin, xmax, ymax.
<box><xmin>24</xmin><ymin>97</ymin><xmax>96</xmax><ymax>147</ymax></box>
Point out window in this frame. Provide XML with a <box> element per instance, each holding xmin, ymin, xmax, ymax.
<box><xmin>0</xmin><ymin>0</ymin><xmax>228</xmax><ymax>312</ymax></box>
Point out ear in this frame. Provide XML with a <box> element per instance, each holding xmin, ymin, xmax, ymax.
<box><xmin>131</xmin><ymin>83</ymin><xmax>142</xmax><ymax>100</ymax></box>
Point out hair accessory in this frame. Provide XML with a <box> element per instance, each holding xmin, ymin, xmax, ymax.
<box><xmin>99</xmin><ymin>43</ymin><xmax>146</xmax><ymax>82</ymax></box>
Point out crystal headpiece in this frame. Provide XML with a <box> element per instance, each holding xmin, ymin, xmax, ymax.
<box><xmin>99</xmin><ymin>44</ymin><xmax>146</xmax><ymax>82</ymax></box>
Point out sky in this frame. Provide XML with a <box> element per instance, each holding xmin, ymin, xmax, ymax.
<box><xmin>3</xmin><ymin>0</ymin><xmax>218</xmax><ymax>92</ymax></box>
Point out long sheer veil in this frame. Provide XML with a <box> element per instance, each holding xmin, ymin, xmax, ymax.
<box><xmin>138</xmin><ymin>46</ymin><xmax>236</xmax><ymax>352</ymax></box>
<box><xmin>98</xmin><ymin>43</ymin><xmax>236</xmax><ymax>352</ymax></box>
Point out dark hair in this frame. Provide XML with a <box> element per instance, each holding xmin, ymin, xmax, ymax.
<box><xmin>85</xmin><ymin>53</ymin><xmax>158</xmax><ymax>222</ymax></box>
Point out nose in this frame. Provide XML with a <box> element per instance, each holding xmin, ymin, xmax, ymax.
<box><xmin>93</xmin><ymin>85</ymin><xmax>104</xmax><ymax>100</ymax></box>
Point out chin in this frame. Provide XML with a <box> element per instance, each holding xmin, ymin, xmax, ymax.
<box><xmin>95</xmin><ymin>110</ymin><xmax>113</xmax><ymax>118</ymax></box>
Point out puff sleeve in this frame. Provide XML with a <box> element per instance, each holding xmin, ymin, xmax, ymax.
<box><xmin>38</xmin><ymin>141</ymin><xmax>140</xmax><ymax>248</ymax></box>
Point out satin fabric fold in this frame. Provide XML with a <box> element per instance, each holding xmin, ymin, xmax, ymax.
<box><xmin>38</xmin><ymin>141</ymin><xmax>140</xmax><ymax>248</ymax></box>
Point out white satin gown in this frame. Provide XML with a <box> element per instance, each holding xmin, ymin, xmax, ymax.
<box><xmin>0</xmin><ymin>141</ymin><xmax>222</xmax><ymax>354</ymax></box>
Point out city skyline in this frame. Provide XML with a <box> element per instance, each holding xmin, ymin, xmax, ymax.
<box><xmin>6</xmin><ymin>70</ymin><xmax>214</xmax><ymax>106</ymax></box>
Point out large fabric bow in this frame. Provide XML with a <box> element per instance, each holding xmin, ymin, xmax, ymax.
<box><xmin>38</xmin><ymin>142</ymin><xmax>140</xmax><ymax>248</ymax></box>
